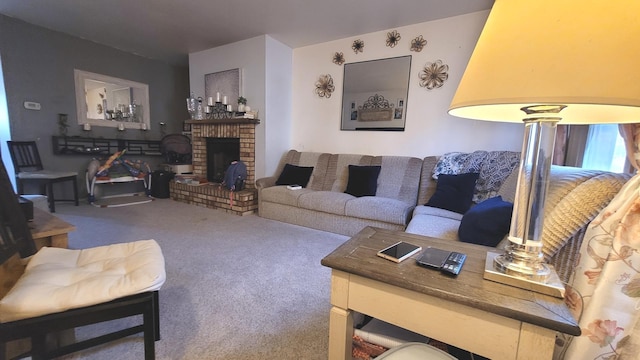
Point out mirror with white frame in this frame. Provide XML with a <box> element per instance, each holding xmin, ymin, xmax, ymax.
<box><xmin>341</xmin><ymin>55</ymin><xmax>411</xmax><ymax>131</ymax></box>
<box><xmin>74</xmin><ymin>69</ymin><xmax>150</xmax><ymax>130</ymax></box>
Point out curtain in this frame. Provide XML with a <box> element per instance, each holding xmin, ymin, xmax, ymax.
<box><xmin>558</xmin><ymin>123</ymin><xmax>640</xmax><ymax>359</ymax></box>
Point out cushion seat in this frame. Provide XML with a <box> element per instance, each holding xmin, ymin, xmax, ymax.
<box><xmin>345</xmin><ymin>197</ymin><xmax>413</xmax><ymax>225</ymax></box>
<box><xmin>298</xmin><ymin>191</ymin><xmax>354</xmax><ymax>215</ymax></box>
<box><xmin>0</xmin><ymin>239</ymin><xmax>166</xmax><ymax>323</ymax></box>
<box><xmin>17</xmin><ymin>170</ymin><xmax>78</xmax><ymax>179</ymax></box>
<box><xmin>260</xmin><ymin>186</ymin><xmax>313</xmax><ymax>206</ymax></box>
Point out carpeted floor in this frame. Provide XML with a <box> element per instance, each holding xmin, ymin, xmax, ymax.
<box><xmin>52</xmin><ymin>199</ymin><xmax>349</xmax><ymax>360</ymax></box>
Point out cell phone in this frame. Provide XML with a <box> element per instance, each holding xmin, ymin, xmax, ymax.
<box><xmin>416</xmin><ymin>247</ymin><xmax>451</xmax><ymax>268</ymax></box>
<box><xmin>377</xmin><ymin>241</ymin><xmax>422</xmax><ymax>263</ymax></box>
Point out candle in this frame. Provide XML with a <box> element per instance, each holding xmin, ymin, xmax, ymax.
<box><xmin>207</xmin><ymin>97</ymin><xmax>213</xmax><ymax>106</ymax></box>
<box><xmin>227</xmin><ymin>104</ymin><xmax>233</xmax><ymax>112</ymax></box>
<box><xmin>205</xmin><ymin>106</ymin><xmax>211</xmax><ymax>113</ymax></box>
<box><xmin>140</xmin><ymin>123</ymin><xmax>148</xmax><ymax>131</ymax></box>
<box><xmin>118</xmin><ymin>123</ymin><xmax>125</xmax><ymax>131</ymax></box>
<box><xmin>216</xmin><ymin>92</ymin><xmax>221</xmax><ymax>102</ymax></box>
<box><xmin>83</xmin><ymin>123</ymin><xmax>91</xmax><ymax>131</ymax></box>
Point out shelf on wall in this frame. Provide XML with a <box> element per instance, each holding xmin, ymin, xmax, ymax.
<box><xmin>52</xmin><ymin>136</ymin><xmax>162</xmax><ymax>156</ymax></box>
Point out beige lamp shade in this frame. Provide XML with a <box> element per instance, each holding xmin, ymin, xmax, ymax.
<box><xmin>449</xmin><ymin>0</ymin><xmax>640</xmax><ymax>124</ymax></box>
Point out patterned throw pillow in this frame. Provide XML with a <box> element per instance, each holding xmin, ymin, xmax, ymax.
<box><xmin>475</xmin><ymin>151</ymin><xmax>520</xmax><ymax>203</ymax></box>
<box><xmin>432</xmin><ymin>151</ymin><xmax>488</xmax><ymax>179</ymax></box>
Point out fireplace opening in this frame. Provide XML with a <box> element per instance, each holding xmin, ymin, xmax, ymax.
<box><xmin>206</xmin><ymin>138</ymin><xmax>240</xmax><ymax>183</ymax></box>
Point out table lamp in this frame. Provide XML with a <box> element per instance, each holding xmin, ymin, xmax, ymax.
<box><xmin>448</xmin><ymin>0</ymin><xmax>640</xmax><ymax>298</ymax></box>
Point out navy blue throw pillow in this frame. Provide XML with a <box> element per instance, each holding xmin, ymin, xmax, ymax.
<box><xmin>345</xmin><ymin>165</ymin><xmax>381</xmax><ymax>197</ymax></box>
<box><xmin>275</xmin><ymin>164</ymin><xmax>314</xmax><ymax>187</ymax></box>
<box><xmin>458</xmin><ymin>196</ymin><xmax>513</xmax><ymax>247</ymax></box>
<box><xmin>426</xmin><ymin>173</ymin><xmax>479</xmax><ymax>214</ymax></box>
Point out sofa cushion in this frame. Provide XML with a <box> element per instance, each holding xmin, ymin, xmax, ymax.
<box><xmin>345</xmin><ymin>197</ymin><xmax>412</xmax><ymax>225</ymax></box>
<box><xmin>458</xmin><ymin>196</ymin><xmax>513</xmax><ymax>247</ymax></box>
<box><xmin>405</xmin><ymin>215</ymin><xmax>461</xmax><ymax>241</ymax></box>
<box><xmin>413</xmin><ymin>205</ymin><xmax>464</xmax><ymax>221</ymax></box>
<box><xmin>0</xmin><ymin>240</ymin><xmax>165</xmax><ymax>323</ymax></box>
<box><xmin>275</xmin><ymin>163</ymin><xmax>314</xmax><ymax>187</ymax></box>
<box><xmin>426</xmin><ymin>173</ymin><xmax>479</xmax><ymax>214</ymax></box>
<box><xmin>298</xmin><ymin>191</ymin><xmax>353</xmax><ymax>215</ymax></box>
<box><xmin>260</xmin><ymin>186</ymin><xmax>313</xmax><ymax>206</ymax></box>
<box><xmin>345</xmin><ymin>165</ymin><xmax>381</xmax><ymax>197</ymax></box>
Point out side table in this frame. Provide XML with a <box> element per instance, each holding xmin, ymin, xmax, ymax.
<box><xmin>321</xmin><ymin>227</ymin><xmax>580</xmax><ymax>360</ymax></box>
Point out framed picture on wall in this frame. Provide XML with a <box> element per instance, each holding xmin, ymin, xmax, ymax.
<box><xmin>394</xmin><ymin>107</ymin><xmax>404</xmax><ymax>119</ymax></box>
<box><xmin>205</xmin><ymin>68</ymin><xmax>242</xmax><ymax>107</ymax></box>
<box><xmin>350</xmin><ymin>101</ymin><xmax>358</xmax><ymax>120</ymax></box>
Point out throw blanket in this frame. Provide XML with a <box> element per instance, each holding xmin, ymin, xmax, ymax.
<box><xmin>432</xmin><ymin>151</ymin><xmax>520</xmax><ymax>203</ymax></box>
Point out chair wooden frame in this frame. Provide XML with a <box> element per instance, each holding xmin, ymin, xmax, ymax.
<box><xmin>0</xmin><ymin>157</ymin><xmax>161</xmax><ymax>360</ymax></box>
<box><xmin>6</xmin><ymin>141</ymin><xmax>79</xmax><ymax>212</ymax></box>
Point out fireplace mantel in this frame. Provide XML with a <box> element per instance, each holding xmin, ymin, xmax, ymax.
<box><xmin>185</xmin><ymin>118</ymin><xmax>260</xmax><ymax>125</ymax></box>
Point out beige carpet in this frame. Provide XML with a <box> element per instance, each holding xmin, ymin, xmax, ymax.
<box><xmin>53</xmin><ymin>199</ymin><xmax>349</xmax><ymax>360</ymax></box>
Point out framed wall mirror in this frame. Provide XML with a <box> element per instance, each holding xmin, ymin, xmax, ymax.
<box><xmin>341</xmin><ymin>55</ymin><xmax>411</xmax><ymax>131</ymax></box>
<box><xmin>74</xmin><ymin>69</ymin><xmax>150</xmax><ymax>130</ymax></box>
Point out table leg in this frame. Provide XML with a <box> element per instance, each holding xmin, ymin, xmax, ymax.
<box><xmin>516</xmin><ymin>323</ymin><xmax>556</xmax><ymax>360</ymax></box>
<box><xmin>329</xmin><ymin>307</ymin><xmax>353</xmax><ymax>360</ymax></box>
<box><xmin>328</xmin><ymin>270</ymin><xmax>353</xmax><ymax>360</ymax></box>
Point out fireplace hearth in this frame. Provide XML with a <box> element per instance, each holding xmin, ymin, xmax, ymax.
<box><xmin>170</xmin><ymin>118</ymin><xmax>260</xmax><ymax>215</ymax></box>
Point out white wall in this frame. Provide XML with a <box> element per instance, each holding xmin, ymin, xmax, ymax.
<box><xmin>265</xmin><ymin>37</ymin><xmax>293</xmax><ymax>177</ymax></box>
<box><xmin>190</xmin><ymin>11</ymin><xmax>525</xmax><ymax>177</ymax></box>
<box><xmin>291</xmin><ymin>11</ymin><xmax>524</xmax><ymax>158</ymax></box>
<box><xmin>189</xmin><ymin>35</ymin><xmax>293</xmax><ymax>178</ymax></box>
<box><xmin>190</xmin><ymin>36</ymin><xmax>269</xmax><ymax>176</ymax></box>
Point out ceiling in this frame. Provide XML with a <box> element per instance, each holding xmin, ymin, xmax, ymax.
<box><xmin>0</xmin><ymin>0</ymin><xmax>493</xmax><ymax>66</ymax></box>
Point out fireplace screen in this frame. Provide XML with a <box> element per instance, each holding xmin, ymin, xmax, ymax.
<box><xmin>206</xmin><ymin>138</ymin><xmax>240</xmax><ymax>183</ymax></box>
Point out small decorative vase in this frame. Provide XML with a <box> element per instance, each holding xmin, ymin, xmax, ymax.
<box><xmin>238</xmin><ymin>104</ymin><xmax>245</xmax><ymax>112</ymax></box>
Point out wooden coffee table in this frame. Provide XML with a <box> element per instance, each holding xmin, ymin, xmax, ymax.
<box><xmin>321</xmin><ymin>227</ymin><xmax>580</xmax><ymax>360</ymax></box>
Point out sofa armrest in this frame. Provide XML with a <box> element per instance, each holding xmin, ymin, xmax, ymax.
<box><xmin>256</xmin><ymin>176</ymin><xmax>277</xmax><ymax>190</ymax></box>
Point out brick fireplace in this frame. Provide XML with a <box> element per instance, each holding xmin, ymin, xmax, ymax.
<box><xmin>169</xmin><ymin>118</ymin><xmax>260</xmax><ymax>215</ymax></box>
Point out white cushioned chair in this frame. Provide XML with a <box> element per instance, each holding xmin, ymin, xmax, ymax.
<box><xmin>0</xmin><ymin>157</ymin><xmax>166</xmax><ymax>359</ymax></box>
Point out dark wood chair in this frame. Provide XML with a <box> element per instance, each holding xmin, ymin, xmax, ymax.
<box><xmin>0</xmin><ymin>157</ymin><xmax>166</xmax><ymax>360</ymax></box>
<box><xmin>6</xmin><ymin>141</ymin><xmax>79</xmax><ymax>212</ymax></box>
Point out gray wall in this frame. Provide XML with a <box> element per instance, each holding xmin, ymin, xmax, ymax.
<box><xmin>0</xmin><ymin>14</ymin><xmax>189</xmax><ymax>197</ymax></box>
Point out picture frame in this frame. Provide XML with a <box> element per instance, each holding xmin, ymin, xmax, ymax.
<box><xmin>204</xmin><ymin>68</ymin><xmax>241</xmax><ymax>106</ymax></box>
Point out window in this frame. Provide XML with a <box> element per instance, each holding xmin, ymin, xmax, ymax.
<box><xmin>582</xmin><ymin>124</ymin><xmax>627</xmax><ymax>172</ymax></box>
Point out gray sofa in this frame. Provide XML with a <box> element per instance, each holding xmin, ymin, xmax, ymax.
<box><xmin>406</xmin><ymin>154</ymin><xmax>631</xmax><ymax>282</ymax></box>
<box><xmin>256</xmin><ymin>150</ymin><xmax>423</xmax><ymax>236</ymax></box>
<box><xmin>258</xmin><ymin>149</ymin><xmax>632</xmax><ymax>283</ymax></box>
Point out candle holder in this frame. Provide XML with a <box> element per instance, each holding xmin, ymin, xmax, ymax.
<box><xmin>207</xmin><ymin>102</ymin><xmax>233</xmax><ymax>120</ymax></box>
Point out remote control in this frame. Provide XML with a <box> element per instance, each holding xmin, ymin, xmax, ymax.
<box><xmin>440</xmin><ymin>251</ymin><xmax>466</xmax><ymax>276</ymax></box>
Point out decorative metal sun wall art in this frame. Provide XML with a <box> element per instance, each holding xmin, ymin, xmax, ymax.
<box><xmin>386</xmin><ymin>30</ymin><xmax>401</xmax><ymax>48</ymax></box>
<box><xmin>352</xmin><ymin>39</ymin><xmax>364</xmax><ymax>54</ymax></box>
<box><xmin>315</xmin><ymin>74</ymin><xmax>335</xmax><ymax>98</ymax></box>
<box><xmin>410</xmin><ymin>35</ymin><xmax>427</xmax><ymax>52</ymax></box>
<box><xmin>333</xmin><ymin>52</ymin><xmax>345</xmax><ymax>65</ymax></box>
<box><xmin>419</xmin><ymin>60</ymin><xmax>449</xmax><ymax>90</ymax></box>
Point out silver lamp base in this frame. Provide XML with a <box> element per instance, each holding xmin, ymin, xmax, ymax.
<box><xmin>484</xmin><ymin>251</ymin><xmax>565</xmax><ymax>298</ymax></box>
